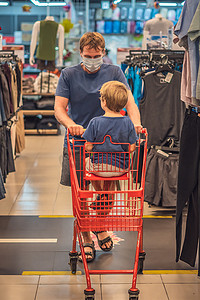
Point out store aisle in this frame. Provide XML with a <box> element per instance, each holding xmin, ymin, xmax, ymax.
<box><xmin>2</xmin><ymin>133</ymin><xmax>72</xmax><ymax>216</ymax></box>
<box><xmin>0</xmin><ymin>132</ymin><xmax>176</xmax><ymax>217</ymax></box>
<box><xmin>0</xmin><ymin>132</ymin><xmax>199</xmax><ymax>299</ymax></box>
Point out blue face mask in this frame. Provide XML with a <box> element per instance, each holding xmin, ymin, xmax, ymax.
<box><xmin>82</xmin><ymin>56</ymin><xmax>103</xmax><ymax>72</ymax></box>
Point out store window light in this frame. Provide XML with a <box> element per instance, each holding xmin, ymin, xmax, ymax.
<box><xmin>139</xmin><ymin>2</ymin><xmax>184</xmax><ymax>6</ymax></box>
<box><xmin>30</xmin><ymin>0</ymin><xmax>66</xmax><ymax>7</ymax></box>
<box><xmin>0</xmin><ymin>1</ymin><xmax>9</xmax><ymax>6</ymax></box>
<box><xmin>113</xmin><ymin>0</ymin><xmax>122</xmax><ymax>4</ymax></box>
<box><xmin>159</xmin><ymin>3</ymin><xmax>178</xmax><ymax>7</ymax></box>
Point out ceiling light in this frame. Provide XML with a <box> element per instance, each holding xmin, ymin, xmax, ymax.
<box><xmin>0</xmin><ymin>1</ymin><xmax>9</xmax><ymax>6</ymax></box>
<box><xmin>159</xmin><ymin>3</ymin><xmax>178</xmax><ymax>7</ymax></box>
<box><xmin>30</xmin><ymin>0</ymin><xmax>66</xmax><ymax>7</ymax></box>
<box><xmin>113</xmin><ymin>0</ymin><xmax>122</xmax><ymax>4</ymax></box>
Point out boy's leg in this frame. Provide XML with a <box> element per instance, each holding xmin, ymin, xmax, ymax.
<box><xmin>92</xmin><ymin>180</ymin><xmax>104</xmax><ymax>191</ymax></box>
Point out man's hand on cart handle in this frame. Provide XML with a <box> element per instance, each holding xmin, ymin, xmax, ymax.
<box><xmin>68</xmin><ymin>125</ymin><xmax>85</xmax><ymax>136</ymax></box>
<box><xmin>135</xmin><ymin>124</ymin><xmax>143</xmax><ymax>134</ymax></box>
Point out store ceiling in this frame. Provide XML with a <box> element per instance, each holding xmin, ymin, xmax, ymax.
<box><xmin>4</xmin><ymin>0</ymin><xmax>185</xmax><ymax>3</ymax></box>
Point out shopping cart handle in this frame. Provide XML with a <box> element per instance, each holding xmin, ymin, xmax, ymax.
<box><xmin>141</xmin><ymin>128</ymin><xmax>147</xmax><ymax>134</ymax></box>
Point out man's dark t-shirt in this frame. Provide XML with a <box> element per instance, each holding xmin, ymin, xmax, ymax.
<box><xmin>55</xmin><ymin>63</ymin><xmax>130</xmax><ymax>148</ymax></box>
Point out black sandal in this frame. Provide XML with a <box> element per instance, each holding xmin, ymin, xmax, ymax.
<box><xmin>92</xmin><ymin>231</ymin><xmax>113</xmax><ymax>252</ymax></box>
<box><xmin>90</xmin><ymin>194</ymin><xmax>113</xmax><ymax>210</ymax></box>
<box><xmin>78</xmin><ymin>241</ymin><xmax>96</xmax><ymax>263</ymax></box>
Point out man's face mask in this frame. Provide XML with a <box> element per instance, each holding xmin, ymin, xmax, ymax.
<box><xmin>82</xmin><ymin>56</ymin><xmax>103</xmax><ymax>72</ymax></box>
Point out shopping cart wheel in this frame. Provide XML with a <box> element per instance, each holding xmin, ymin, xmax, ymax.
<box><xmin>128</xmin><ymin>288</ymin><xmax>139</xmax><ymax>300</ymax></box>
<box><xmin>69</xmin><ymin>251</ymin><xmax>78</xmax><ymax>274</ymax></box>
<box><xmin>84</xmin><ymin>288</ymin><xmax>95</xmax><ymax>300</ymax></box>
<box><xmin>138</xmin><ymin>251</ymin><xmax>146</xmax><ymax>274</ymax></box>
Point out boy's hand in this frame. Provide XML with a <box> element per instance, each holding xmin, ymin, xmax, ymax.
<box><xmin>68</xmin><ymin>125</ymin><xmax>84</xmax><ymax>136</ymax></box>
<box><xmin>85</xmin><ymin>142</ymin><xmax>93</xmax><ymax>152</ymax></box>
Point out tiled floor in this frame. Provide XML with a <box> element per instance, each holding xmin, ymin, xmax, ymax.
<box><xmin>0</xmin><ymin>129</ymin><xmax>199</xmax><ymax>299</ymax></box>
<box><xmin>0</xmin><ymin>274</ymin><xmax>199</xmax><ymax>300</ymax></box>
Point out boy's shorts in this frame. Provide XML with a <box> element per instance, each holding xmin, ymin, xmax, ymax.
<box><xmin>85</xmin><ymin>157</ymin><xmax>128</xmax><ymax>177</ymax></box>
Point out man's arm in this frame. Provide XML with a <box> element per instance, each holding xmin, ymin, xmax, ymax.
<box><xmin>125</xmin><ymin>90</ymin><xmax>142</xmax><ymax>134</ymax></box>
<box><xmin>54</xmin><ymin>96</ymin><xmax>84</xmax><ymax>136</ymax></box>
<box><xmin>130</xmin><ymin>143</ymin><xmax>136</xmax><ymax>153</ymax></box>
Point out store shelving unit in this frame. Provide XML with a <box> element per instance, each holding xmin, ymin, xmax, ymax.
<box><xmin>22</xmin><ymin>92</ymin><xmax>60</xmax><ymax>135</ymax></box>
<box><xmin>24</xmin><ymin>128</ymin><xmax>59</xmax><ymax>135</ymax></box>
<box><xmin>23</xmin><ymin>92</ymin><xmax>55</xmax><ymax>96</ymax></box>
<box><xmin>23</xmin><ymin>110</ymin><xmax>55</xmax><ymax>116</ymax></box>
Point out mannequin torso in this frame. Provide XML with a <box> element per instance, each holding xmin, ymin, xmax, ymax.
<box><xmin>144</xmin><ymin>14</ymin><xmax>173</xmax><ymax>35</ymax></box>
<box><xmin>142</xmin><ymin>14</ymin><xmax>174</xmax><ymax>49</ymax></box>
<box><xmin>29</xmin><ymin>17</ymin><xmax>64</xmax><ymax>67</ymax></box>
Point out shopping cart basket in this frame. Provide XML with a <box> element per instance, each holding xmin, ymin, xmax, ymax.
<box><xmin>67</xmin><ymin>129</ymin><xmax>148</xmax><ymax>300</ymax></box>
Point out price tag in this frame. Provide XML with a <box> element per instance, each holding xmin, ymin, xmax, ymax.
<box><xmin>157</xmin><ymin>150</ymin><xmax>169</xmax><ymax>158</ymax></box>
<box><xmin>165</xmin><ymin>72</ymin><xmax>173</xmax><ymax>83</ymax></box>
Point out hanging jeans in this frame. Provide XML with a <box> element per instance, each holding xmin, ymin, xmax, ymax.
<box><xmin>176</xmin><ymin>109</ymin><xmax>200</xmax><ymax>275</ymax></box>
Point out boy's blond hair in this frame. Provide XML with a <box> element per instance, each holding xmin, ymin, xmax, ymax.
<box><xmin>100</xmin><ymin>81</ymin><xmax>128</xmax><ymax>112</ymax></box>
<box><xmin>80</xmin><ymin>32</ymin><xmax>105</xmax><ymax>52</ymax></box>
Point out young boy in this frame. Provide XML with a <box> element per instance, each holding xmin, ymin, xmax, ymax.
<box><xmin>82</xmin><ymin>80</ymin><xmax>138</xmax><ymax>203</ymax></box>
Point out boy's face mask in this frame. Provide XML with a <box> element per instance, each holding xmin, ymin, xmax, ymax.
<box><xmin>82</xmin><ymin>56</ymin><xmax>103</xmax><ymax>72</ymax></box>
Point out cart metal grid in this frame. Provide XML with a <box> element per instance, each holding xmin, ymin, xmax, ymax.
<box><xmin>67</xmin><ymin>129</ymin><xmax>148</xmax><ymax>300</ymax></box>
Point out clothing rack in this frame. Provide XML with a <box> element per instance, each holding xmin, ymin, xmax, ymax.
<box><xmin>123</xmin><ymin>49</ymin><xmax>185</xmax><ymax>68</ymax></box>
<box><xmin>0</xmin><ymin>53</ymin><xmax>24</xmax><ymax>197</ymax></box>
<box><xmin>0</xmin><ymin>50</ymin><xmax>18</xmax><ymax>61</ymax></box>
<box><xmin>121</xmin><ymin>49</ymin><xmax>185</xmax><ymax>208</ymax></box>
<box><xmin>121</xmin><ymin>49</ymin><xmax>185</xmax><ymax>107</ymax></box>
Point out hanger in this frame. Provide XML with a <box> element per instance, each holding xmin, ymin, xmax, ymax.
<box><xmin>154</xmin><ymin>63</ymin><xmax>174</xmax><ymax>74</ymax></box>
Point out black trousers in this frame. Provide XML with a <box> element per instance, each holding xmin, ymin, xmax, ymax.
<box><xmin>61</xmin><ymin>146</ymin><xmax>89</xmax><ymax>188</ymax></box>
<box><xmin>176</xmin><ymin>110</ymin><xmax>200</xmax><ymax>275</ymax></box>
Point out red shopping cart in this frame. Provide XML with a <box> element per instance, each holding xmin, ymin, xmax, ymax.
<box><xmin>67</xmin><ymin>129</ymin><xmax>148</xmax><ymax>300</ymax></box>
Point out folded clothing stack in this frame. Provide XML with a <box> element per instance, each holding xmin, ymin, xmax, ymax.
<box><xmin>24</xmin><ymin>115</ymin><xmax>58</xmax><ymax>131</ymax></box>
<box><xmin>34</xmin><ymin>72</ymin><xmax>59</xmax><ymax>94</ymax></box>
<box><xmin>22</xmin><ymin>77</ymin><xmax>35</xmax><ymax>93</ymax></box>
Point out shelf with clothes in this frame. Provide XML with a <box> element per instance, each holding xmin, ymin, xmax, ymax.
<box><xmin>22</xmin><ymin>68</ymin><xmax>60</xmax><ymax>135</ymax></box>
<box><xmin>94</xmin><ymin>20</ymin><xmax>143</xmax><ymax>35</ymax></box>
<box><xmin>24</xmin><ymin>129</ymin><xmax>59</xmax><ymax>135</ymax></box>
<box><xmin>22</xmin><ymin>92</ymin><xmax>55</xmax><ymax>96</ymax></box>
<box><xmin>23</xmin><ymin>110</ymin><xmax>55</xmax><ymax>116</ymax></box>
<box><xmin>22</xmin><ymin>91</ymin><xmax>59</xmax><ymax>135</ymax></box>
<box><xmin>91</xmin><ymin>2</ymin><xmax>183</xmax><ymax>34</ymax></box>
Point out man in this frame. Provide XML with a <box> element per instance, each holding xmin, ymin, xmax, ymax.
<box><xmin>55</xmin><ymin>32</ymin><xmax>142</xmax><ymax>262</ymax></box>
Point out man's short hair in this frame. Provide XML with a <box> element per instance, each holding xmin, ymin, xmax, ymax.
<box><xmin>80</xmin><ymin>32</ymin><xmax>105</xmax><ymax>52</ymax></box>
<box><xmin>100</xmin><ymin>81</ymin><xmax>128</xmax><ymax>112</ymax></box>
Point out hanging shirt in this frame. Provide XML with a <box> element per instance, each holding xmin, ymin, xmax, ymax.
<box><xmin>174</xmin><ymin>0</ymin><xmax>200</xmax><ymax>99</ymax></box>
<box><xmin>36</xmin><ymin>20</ymin><xmax>59</xmax><ymax>61</ymax></box>
<box><xmin>181</xmin><ymin>51</ymin><xmax>193</xmax><ymax>105</ymax></box>
<box><xmin>188</xmin><ymin>2</ymin><xmax>200</xmax><ymax>100</ymax></box>
<box><xmin>0</xmin><ymin>90</ymin><xmax>7</xmax><ymax>126</ymax></box>
<box><xmin>139</xmin><ymin>71</ymin><xmax>185</xmax><ymax>148</ymax></box>
<box><xmin>174</xmin><ymin>0</ymin><xmax>199</xmax><ymax>39</ymax></box>
<box><xmin>133</xmin><ymin>66</ymin><xmax>142</xmax><ymax>107</ymax></box>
